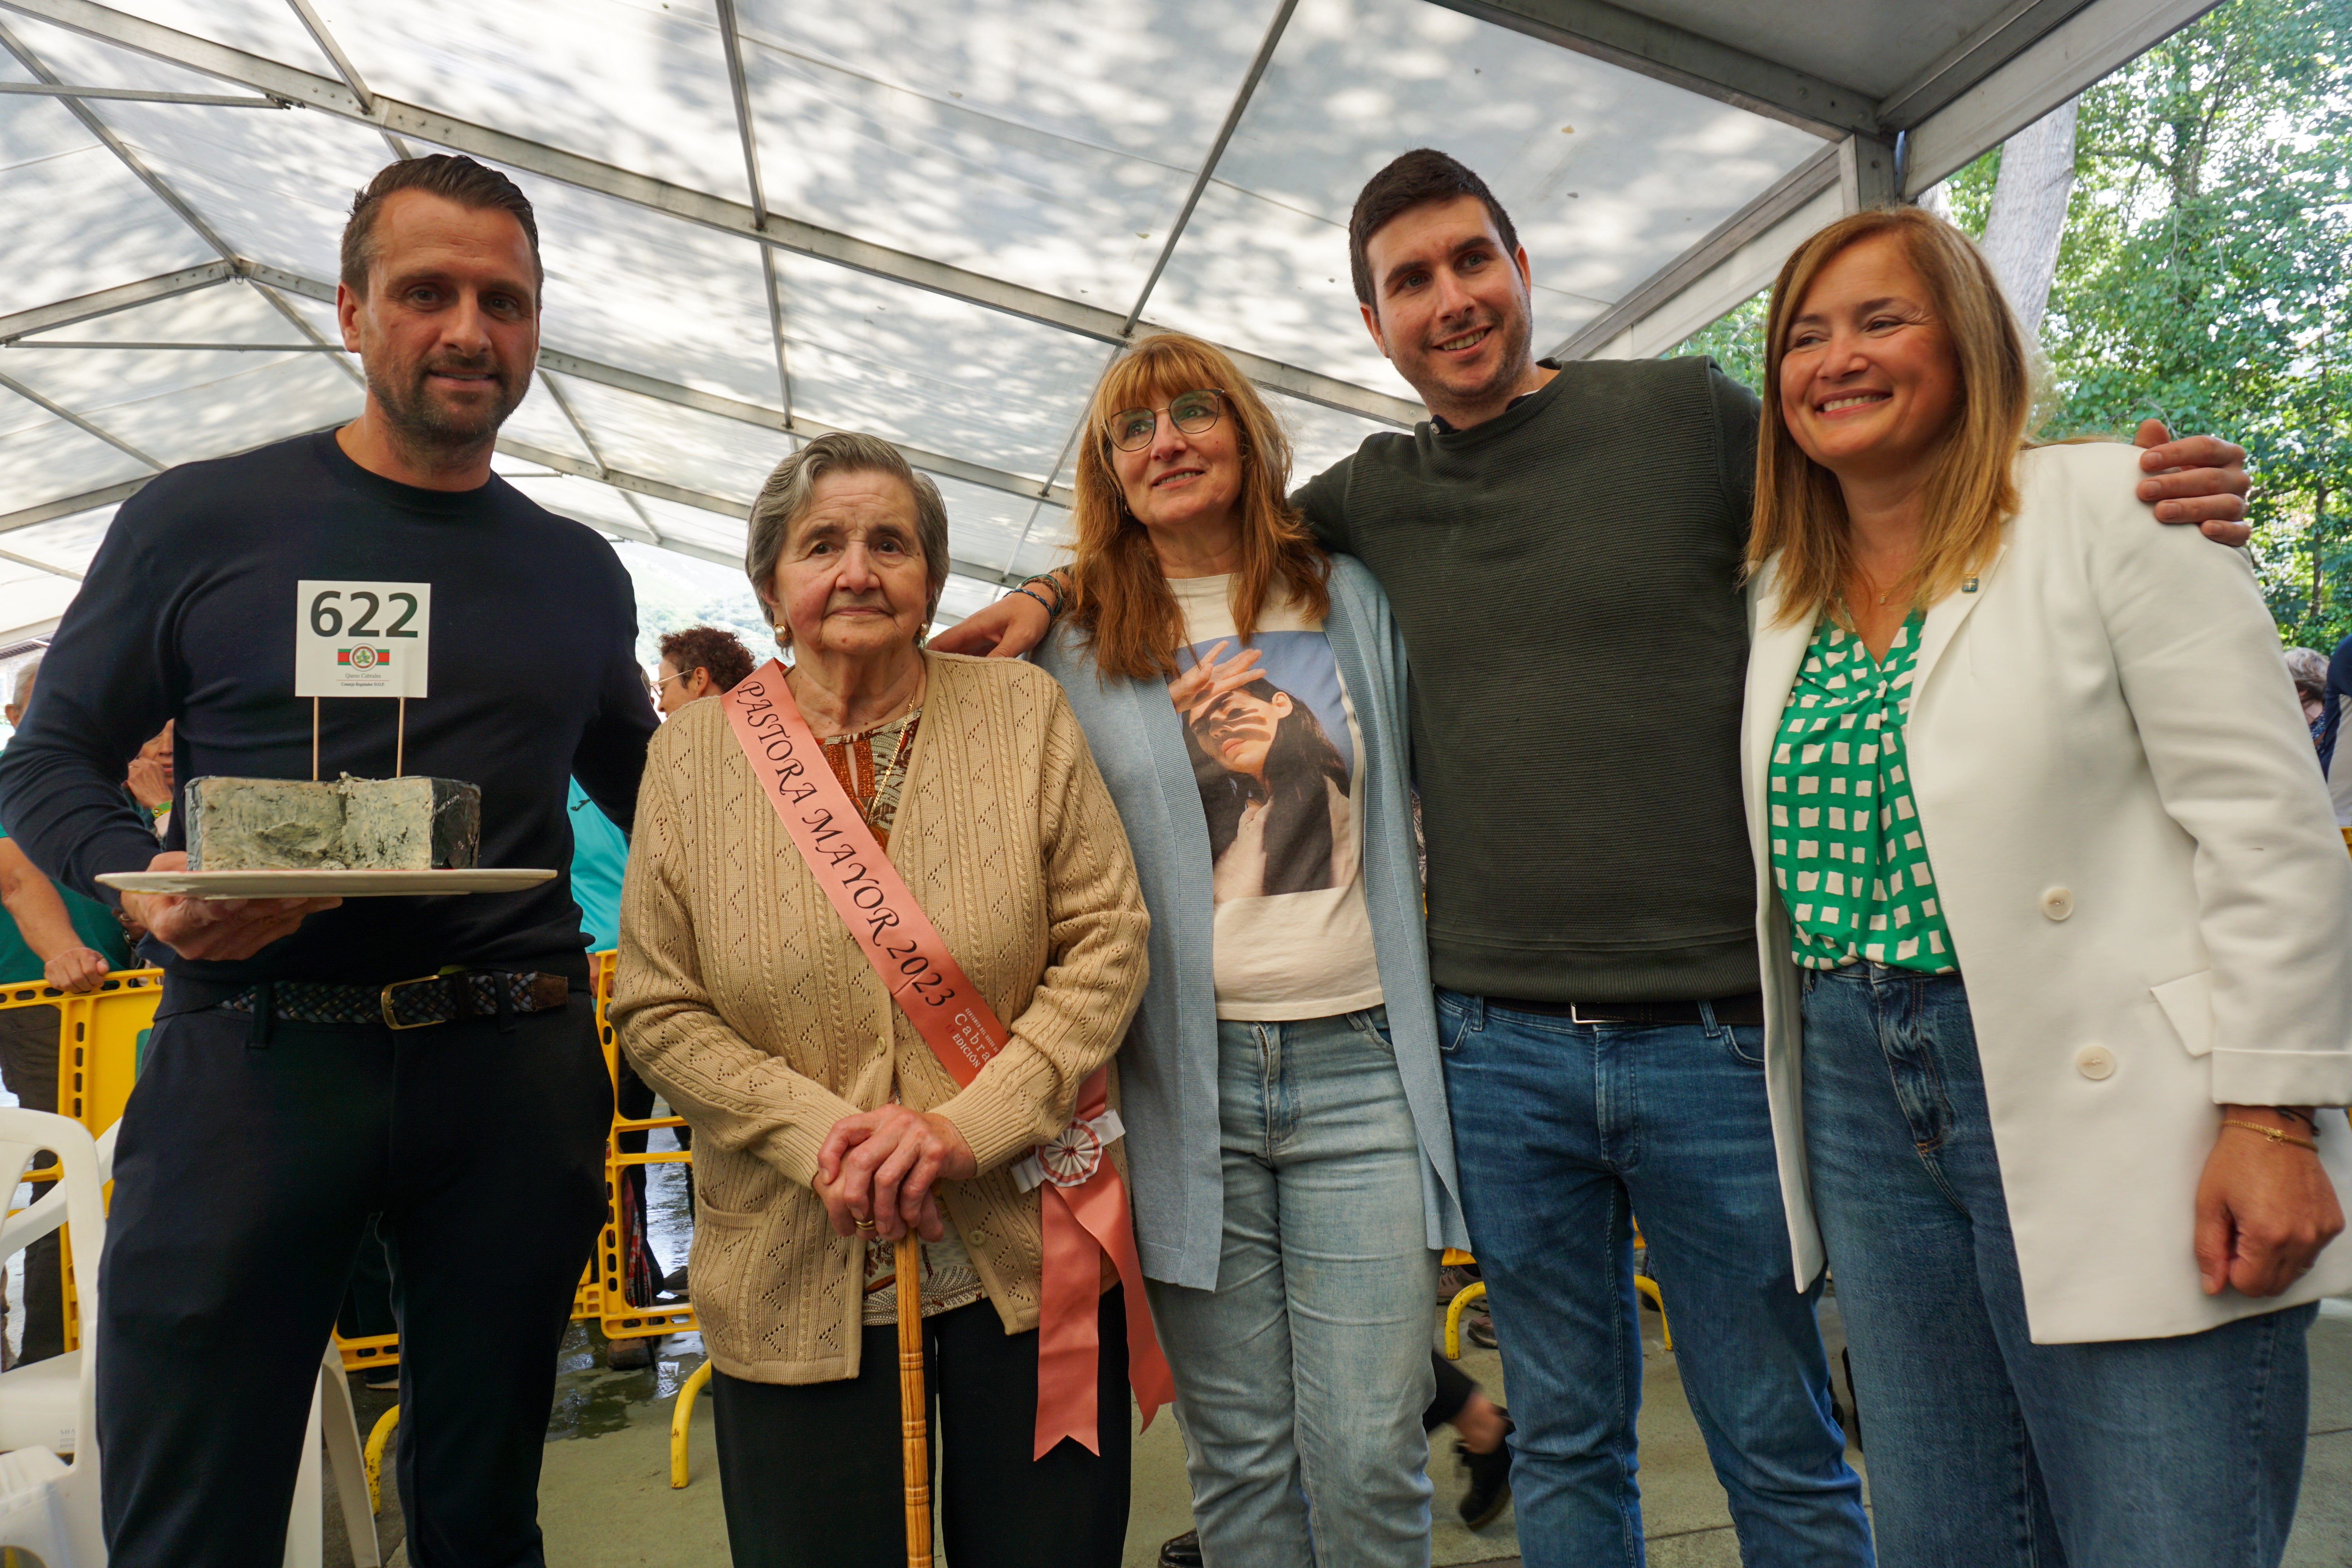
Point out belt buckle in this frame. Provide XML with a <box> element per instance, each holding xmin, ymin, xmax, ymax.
<box><xmin>379</xmin><ymin>969</ymin><xmax>459</xmax><ymax>1031</ymax></box>
<box><xmin>1569</xmin><ymin>1004</ymin><xmax>1613</xmax><ymax>1026</ymax></box>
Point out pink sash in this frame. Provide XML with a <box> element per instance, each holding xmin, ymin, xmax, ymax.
<box><xmin>723</xmin><ymin>661</ymin><xmax>1171</xmax><ymax>1457</ymax></box>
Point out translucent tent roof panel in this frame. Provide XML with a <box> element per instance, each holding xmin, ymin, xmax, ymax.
<box><xmin>13</xmin><ymin>280</ymin><xmax>312</xmax><ymax>348</ymax></box>
<box><xmin>775</xmin><ymin>255</ymin><xmax>1111</xmax><ymax>479</ymax></box>
<box><xmin>9</xmin><ymin>505</ymin><xmax>120</xmax><ymax>574</ymax></box>
<box><xmin>0</xmin><ymin>68</ymin><xmax>218</xmax><ymax>307</ymax></box>
<box><xmin>735</xmin><ymin>0</ymin><xmax>1284</xmax><ymax>305</ymax></box>
<box><xmin>5</xmin><ymin>347</ymin><xmax>359</xmax><ymax>469</ymax></box>
<box><xmin>7</xmin><ymin>18</ymin><xmax>399</xmax><ymax>278</ymax></box>
<box><xmin>537</xmin><ymin>372</ymin><xmax>788</xmax><ymax>503</ymax></box>
<box><xmin>0</xmin><ymin>415</ymin><xmax>147</xmax><ymax>515</ymax></box>
<box><xmin>0</xmin><ymin>0</ymin><xmax>2165</xmax><ymax>641</ymax></box>
<box><xmin>1145</xmin><ymin>0</ymin><xmax>1826</xmax><ymax>397</ymax></box>
<box><xmin>490</xmin><ymin>377</ymin><xmax>600</xmax><ymax>471</ymax></box>
<box><xmin>86</xmin><ymin>0</ymin><xmax>335</xmax><ymax>78</ymax></box>
<box><xmin>307</xmin><ymin>0</ymin><xmax>754</xmax><ymax>205</ymax></box>
<box><xmin>922</xmin><ymin>471</ymin><xmax>1053</xmax><ymax>579</ymax></box>
<box><xmin>1269</xmin><ymin>387</ymin><xmax>1398</xmax><ymax>483</ymax></box>
<box><xmin>511</xmin><ymin>179</ymin><xmax>781</xmax><ymax>407</ymax></box>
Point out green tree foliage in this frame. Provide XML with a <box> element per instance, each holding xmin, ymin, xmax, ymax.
<box><xmin>1670</xmin><ymin>0</ymin><xmax>2352</xmax><ymax>649</ymax></box>
<box><xmin>2046</xmin><ymin>0</ymin><xmax>2352</xmax><ymax>647</ymax></box>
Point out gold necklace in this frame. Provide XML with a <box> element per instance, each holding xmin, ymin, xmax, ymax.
<box><xmin>860</xmin><ymin>711</ymin><xmax>920</xmax><ymax>827</ymax></box>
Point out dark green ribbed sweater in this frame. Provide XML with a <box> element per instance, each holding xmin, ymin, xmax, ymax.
<box><xmin>1293</xmin><ymin>356</ymin><xmax>1762</xmax><ymax>1002</ymax></box>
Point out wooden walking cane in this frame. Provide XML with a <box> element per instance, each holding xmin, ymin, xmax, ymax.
<box><xmin>897</xmin><ymin>1234</ymin><xmax>932</xmax><ymax>1568</ymax></box>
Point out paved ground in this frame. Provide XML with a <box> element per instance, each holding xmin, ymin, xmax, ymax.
<box><xmin>332</xmin><ymin>1291</ymin><xmax>2352</xmax><ymax>1566</ymax></box>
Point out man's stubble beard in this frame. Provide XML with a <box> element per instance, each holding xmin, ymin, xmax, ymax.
<box><xmin>364</xmin><ymin>353</ymin><xmax>526</xmax><ymax>463</ymax></box>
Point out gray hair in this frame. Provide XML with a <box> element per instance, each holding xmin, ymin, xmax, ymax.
<box><xmin>744</xmin><ymin>433</ymin><xmax>951</xmax><ymax>645</ymax></box>
<box><xmin>11</xmin><ymin>657</ymin><xmax>38</xmax><ymax>706</ymax></box>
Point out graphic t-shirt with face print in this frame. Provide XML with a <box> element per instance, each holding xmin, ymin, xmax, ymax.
<box><xmin>1165</xmin><ymin>573</ymin><xmax>1383</xmax><ymax>1020</ymax></box>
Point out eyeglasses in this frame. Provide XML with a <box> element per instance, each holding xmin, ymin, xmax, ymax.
<box><xmin>1106</xmin><ymin>389</ymin><xmax>1227</xmax><ymax>452</ymax></box>
<box><xmin>646</xmin><ymin>668</ymin><xmax>696</xmax><ymax>697</ymax></box>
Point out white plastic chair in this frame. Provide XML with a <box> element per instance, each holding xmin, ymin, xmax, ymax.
<box><xmin>0</xmin><ymin>1108</ymin><xmax>110</xmax><ymax>1567</ymax></box>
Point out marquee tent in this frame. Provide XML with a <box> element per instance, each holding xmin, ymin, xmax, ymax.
<box><xmin>0</xmin><ymin>0</ymin><xmax>2223</xmax><ymax>649</ymax></box>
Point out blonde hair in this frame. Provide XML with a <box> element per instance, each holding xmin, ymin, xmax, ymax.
<box><xmin>1748</xmin><ymin>206</ymin><xmax>2033</xmax><ymax>626</ymax></box>
<box><xmin>1065</xmin><ymin>334</ymin><xmax>1330</xmax><ymax>681</ymax></box>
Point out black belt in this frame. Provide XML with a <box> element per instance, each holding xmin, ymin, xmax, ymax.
<box><xmin>1483</xmin><ymin>990</ymin><xmax>1765</xmax><ymax>1028</ymax></box>
<box><xmin>221</xmin><ymin>970</ymin><xmax>572</xmax><ymax>1031</ymax></box>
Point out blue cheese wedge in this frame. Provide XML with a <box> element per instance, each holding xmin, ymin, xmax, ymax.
<box><xmin>183</xmin><ymin>775</ymin><xmax>480</xmax><ymax>871</ymax></box>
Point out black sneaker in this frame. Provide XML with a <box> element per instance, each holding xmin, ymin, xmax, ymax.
<box><xmin>1157</xmin><ymin>1529</ymin><xmax>1203</xmax><ymax>1567</ymax></box>
<box><xmin>1457</xmin><ymin>1414</ymin><xmax>1514</xmax><ymax>1530</ymax></box>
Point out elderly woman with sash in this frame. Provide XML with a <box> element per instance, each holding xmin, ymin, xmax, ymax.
<box><xmin>611</xmin><ymin>432</ymin><xmax>1167</xmax><ymax>1568</ymax></box>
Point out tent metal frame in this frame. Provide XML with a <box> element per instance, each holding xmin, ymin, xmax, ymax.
<box><xmin>0</xmin><ymin>0</ymin><xmax>2225</xmax><ymax>593</ymax></box>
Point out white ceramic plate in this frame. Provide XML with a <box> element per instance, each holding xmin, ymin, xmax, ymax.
<box><xmin>98</xmin><ymin>869</ymin><xmax>557</xmax><ymax>899</ymax></box>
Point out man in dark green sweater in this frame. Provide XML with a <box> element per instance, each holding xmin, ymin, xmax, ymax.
<box><xmin>939</xmin><ymin>150</ymin><xmax>2249</xmax><ymax>1566</ymax></box>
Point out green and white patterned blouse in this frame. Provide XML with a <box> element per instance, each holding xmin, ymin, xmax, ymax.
<box><xmin>1766</xmin><ymin>612</ymin><xmax>1958</xmax><ymax>975</ymax></box>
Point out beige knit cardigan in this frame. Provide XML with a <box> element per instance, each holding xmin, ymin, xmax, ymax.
<box><xmin>610</xmin><ymin>652</ymin><xmax>1150</xmax><ymax>1385</ymax></box>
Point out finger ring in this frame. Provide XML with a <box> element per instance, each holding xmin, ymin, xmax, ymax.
<box><xmin>854</xmin><ymin>1217</ymin><xmax>876</xmax><ymax>1231</ymax></box>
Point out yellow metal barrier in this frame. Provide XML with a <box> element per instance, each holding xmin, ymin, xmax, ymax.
<box><xmin>0</xmin><ymin>971</ymin><xmax>163</xmax><ymax>1353</ymax></box>
<box><xmin>669</xmin><ymin>1357</ymin><xmax>714</xmax><ymax>1488</ymax></box>
<box><xmin>1438</xmin><ymin>1239</ymin><xmax>1672</xmax><ymax>1358</ymax></box>
<box><xmin>363</xmin><ymin>1405</ymin><xmax>399</xmax><ymax>1514</ymax></box>
<box><xmin>2</xmin><ymin>951</ymin><xmax>700</xmax><ymax>1372</ymax></box>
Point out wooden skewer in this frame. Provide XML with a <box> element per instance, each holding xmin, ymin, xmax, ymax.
<box><xmin>897</xmin><ymin>1234</ymin><xmax>932</xmax><ymax>1567</ymax></box>
<box><xmin>311</xmin><ymin>696</ymin><xmax>320</xmax><ymax>782</ymax></box>
<box><xmin>395</xmin><ymin>695</ymin><xmax>405</xmax><ymax>778</ymax></box>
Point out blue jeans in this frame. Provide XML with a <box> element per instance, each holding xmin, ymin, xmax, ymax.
<box><xmin>1802</xmin><ymin>963</ymin><xmax>2314</xmax><ymax>1567</ymax></box>
<box><xmin>1145</xmin><ymin>1007</ymin><xmax>1439</xmax><ymax>1568</ymax></box>
<box><xmin>1436</xmin><ymin>990</ymin><xmax>1871</xmax><ymax>1568</ymax></box>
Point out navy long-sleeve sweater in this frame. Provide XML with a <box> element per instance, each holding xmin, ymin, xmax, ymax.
<box><xmin>0</xmin><ymin>430</ymin><xmax>657</xmax><ymax>988</ymax></box>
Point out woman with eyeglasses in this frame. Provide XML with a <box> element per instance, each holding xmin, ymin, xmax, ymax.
<box><xmin>1023</xmin><ymin>332</ymin><xmax>1470</xmax><ymax>1567</ymax></box>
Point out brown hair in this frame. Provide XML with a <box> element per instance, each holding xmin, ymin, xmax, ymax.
<box><xmin>657</xmin><ymin>626</ymin><xmax>756</xmax><ymax>693</ymax></box>
<box><xmin>1348</xmin><ymin>149</ymin><xmax>1519</xmax><ymax>311</ymax></box>
<box><xmin>744</xmin><ymin>432</ymin><xmax>951</xmax><ymax>646</ymax></box>
<box><xmin>1065</xmin><ymin>334</ymin><xmax>1329</xmax><ymax>681</ymax></box>
<box><xmin>341</xmin><ymin>155</ymin><xmax>543</xmax><ymax>298</ymax></box>
<box><xmin>1748</xmin><ymin>205</ymin><xmax>2033</xmax><ymax>627</ymax></box>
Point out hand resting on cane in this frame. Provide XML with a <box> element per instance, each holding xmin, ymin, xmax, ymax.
<box><xmin>816</xmin><ymin>1103</ymin><xmax>978</xmax><ymax>1243</ymax></box>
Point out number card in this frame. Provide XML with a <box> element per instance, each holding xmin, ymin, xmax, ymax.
<box><xmin>295</xmin><ymin>581</ymin><xmax>431</xmax><ymax>699</ymax></box>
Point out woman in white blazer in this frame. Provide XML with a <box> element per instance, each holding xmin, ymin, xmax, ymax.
<box><xmin>1740</xmin><ymin>205</ymin><xmax>2352</xmax><ymax>1568</ymax></box>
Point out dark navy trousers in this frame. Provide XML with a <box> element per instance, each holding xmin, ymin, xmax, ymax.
<box><xmin>95</xmin><ymin>989</ymin><xmax>612</xmax><ymax>1567</ymax></box>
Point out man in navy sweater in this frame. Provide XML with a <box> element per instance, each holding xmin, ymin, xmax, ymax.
<box><xmin>0</xmin><ymin>155</ymin><xmax>655</xmax><ymax>1566</ymax></box>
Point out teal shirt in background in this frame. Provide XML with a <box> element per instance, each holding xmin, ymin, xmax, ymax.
<box><xmin>566</xmin><ymin>779</ymin><xmax>627</xmax><ymax>951</ymax></box>
<box><xmin>0</xmin><ymin>826</ymin><xmax>135</xmax><ymax>984</ymax></box>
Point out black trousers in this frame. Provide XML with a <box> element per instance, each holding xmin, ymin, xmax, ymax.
<box><xmin>0</xmin><ymin>1003</ymin><xmax>64</xmax><ymax>1363</ymax></box>
<box><xmin>712</xmin><ymin>1289</ymin><xmax>1132</xmax><ymax>1568</ymax></box>
<box><xmin>96</xmin><ymin>991</ymin><xmax>612</xmax><ymax>1568</ymax></box>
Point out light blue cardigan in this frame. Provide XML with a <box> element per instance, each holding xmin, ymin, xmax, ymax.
<box><xmin>1034</xmin><ymin>555</ymin><xmax>1470</xmax><ymax>1290</ymax></box>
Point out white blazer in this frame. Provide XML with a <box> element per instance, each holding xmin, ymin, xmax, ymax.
<box><xmin>1743</xmin><ymin>442</ymin><xmax>2352</xmax><ymax>1344</ymax></box>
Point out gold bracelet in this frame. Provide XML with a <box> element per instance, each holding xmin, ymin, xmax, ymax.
<box><xmin>2223</xmin><ymin>1118</ymin><xmax>2319</xmax><ymax>1153</ymax></box>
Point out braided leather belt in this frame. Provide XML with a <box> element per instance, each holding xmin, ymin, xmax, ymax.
<box><xmin>220</xmin><ymin>970</ymin><xmax>571</xmax><ymax>1031</ymax></box>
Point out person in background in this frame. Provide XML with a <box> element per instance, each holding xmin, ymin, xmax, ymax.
<box><xmin>651</xmin><ymin>625</ymin><xmax>755</xmax><ymax>717</ymax></box>
<box><xmin>0</xmin><ymin>659</ymin><xmax>136</xmax><ymax>1366</ymax></box>
<box><xmin>938</xmin><ymin>147</ymin><xmax>2254</xmax><ymax>1568</ymax></box>
<box><xmin>597</xmin><ymin>625</ymin><xmax>755</xmax><ymax>1359</ymax></box>
<box><xmin>2285</xmin><ymin>648</ymin><xmax>2328</xmax><ymax>739</ymax></box>
<box><xmin>1744</xmin><ymin>203</ymin><xmax>2352</xmax><ymax>1564</ymax></box>
<box><xmin>2314</xmin><ymin>635</ymin><xmax>2352</xmax><ymax>827</ymax></box>
<box><xmin>1031</xmin><ymin>332</ymin><xmax>1468</xmax><ymax>1568</ymax></box>
<box><xmin>125</xmin><ymin>721</ymin><xmax>173</xmax><ymax>838</ymax></box>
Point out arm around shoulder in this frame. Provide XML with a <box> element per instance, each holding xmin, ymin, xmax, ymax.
<box><xmin>2071</xmin><ymin>443</ymin><xmax>2352</xmax><ymax>1102</ymax></box>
